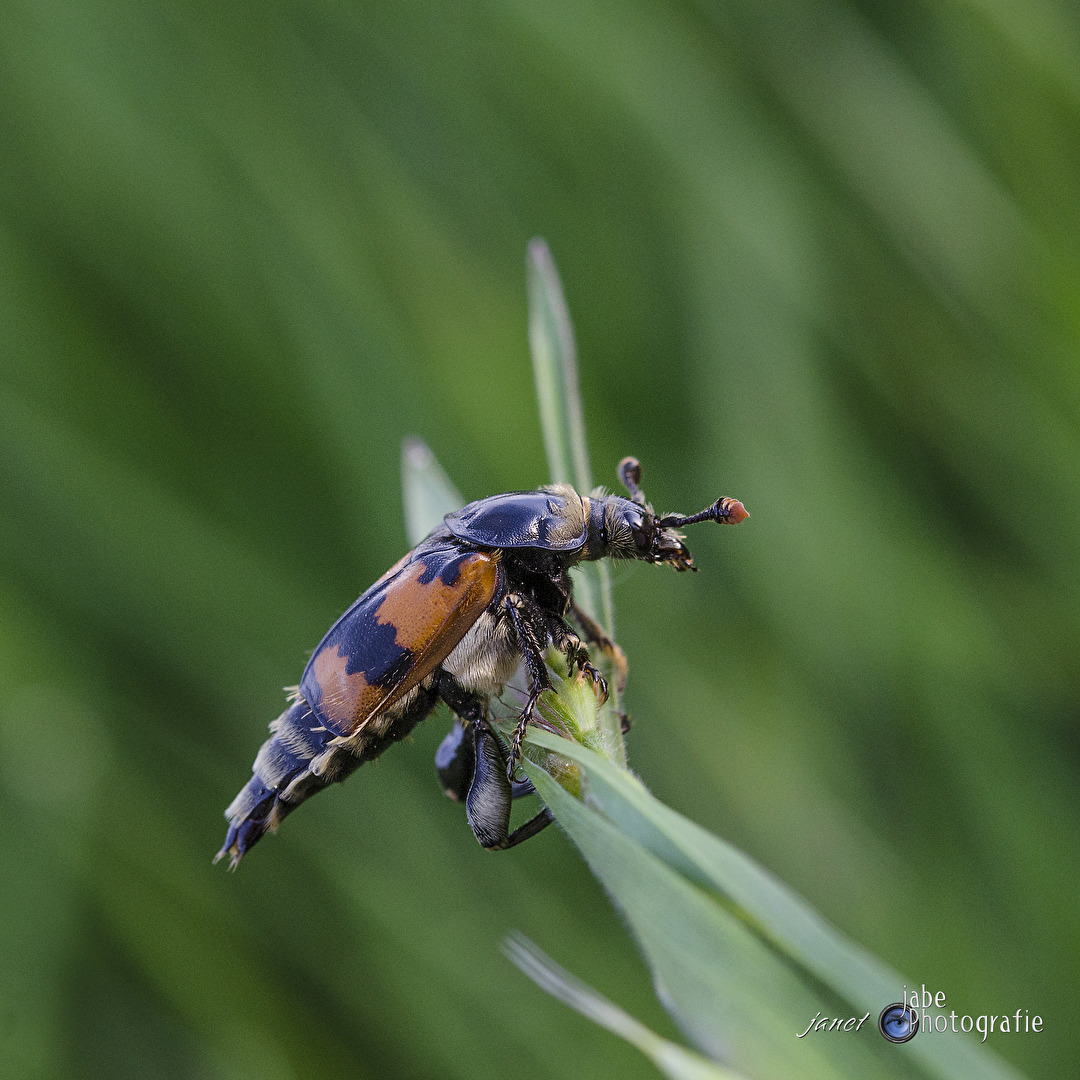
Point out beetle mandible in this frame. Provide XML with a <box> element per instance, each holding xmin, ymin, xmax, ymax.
<box><xmin>216</xmin><ymin>456</ymin><xmax>747</xmax><ymax>867</ymax></box>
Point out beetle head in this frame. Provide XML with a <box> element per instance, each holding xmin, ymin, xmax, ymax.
<box><xmin>586</xmin><ymin>457</ymin><xmax>748</xmax><ymax>571</ymax></box>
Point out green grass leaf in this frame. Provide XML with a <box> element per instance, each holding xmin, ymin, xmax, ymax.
<box><xmin>527</xmin><ymin>237</ymin><xmax>623</xmax><ymax>764</ymax></box>
<box><xmin>519</xmin><ymin>725</ymin><xmax>1027</xmax><ymax>1080</ymax></box>
<box><xmin>504</xmin><ymin>933</ymin><xmax>747</xmax><ymax>1080</ymax></box>
<box><xmin>527</xmin><ymin>237</ymin><xmax>615</xmax><ymax>633</ymax></box>
<box><xmin>402</xmin><ymin>276</ymin><xmax>1026</xmax><ymax>1080</ymax></box>
<box><xmin>522</xmin><ymin>752</ymin><xmax>893</xmax><ymax>1080</ymax></box>
<box><xmin>401</xmin><ymin>435</ymin><xmax>466</xmax><ymax>544</ymax></box>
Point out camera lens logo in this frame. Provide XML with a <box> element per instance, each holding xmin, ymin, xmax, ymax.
<box><xmin>879</xmin><ymin>1003</ymin><xmax>919</xmax><ymax>1043</ymax></box>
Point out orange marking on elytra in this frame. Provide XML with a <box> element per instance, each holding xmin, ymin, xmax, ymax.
<box><xmin>311</xmin><ymin>649</ymin><xmax>374</xmax><ymax>728</ymax></box>
<box><xmin>313</xmin><ymin>552</ymin><xmax>501</xmax><ymax>735</ymax></box>
<box><xmin>374</xmin><ymin>555</ymin><xmax>498</xmax><ymax>651</ymax></box>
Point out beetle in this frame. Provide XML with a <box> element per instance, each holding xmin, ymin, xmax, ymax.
<box><xmin>216</xmin><ymin>456</ymin><xmax>747</xmax><ymax>867</ymax></box>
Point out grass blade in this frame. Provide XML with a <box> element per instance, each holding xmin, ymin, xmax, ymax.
<box><xmin>525</xmin><ymin>761</ymin><xmax>903</xmax><ymax>1080</ymax></box>
<box><xmin>397</xmin><ymin>275</ymin><xmax>1024</xmax><ymax>1080</ymax></box>
<box><xmin>521</xmin><ymin>726</ymin><xmax>1027</xmax><ymax>1080</ymax></box>
<box><xmin>504</xmin><ymin>934</ymin><xmax>747</xmax><ymax>1080</ymax></box>
<box><xmin>527</xmin><ymin>238</ymin><xmax>623</xmax><ymax>765</ymax></box>
<box><xmin>401</xmin><ymin>436</ymin><xmax>466</xmax><ymax>545</ymax></box>
<box><xmin>526</xmin><ymin>237</ymin><xmax>615</xmax><ymax>636</ymax></box>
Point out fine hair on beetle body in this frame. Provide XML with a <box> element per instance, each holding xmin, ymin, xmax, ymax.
<box><xmin>217</xmin><ymin>456</ymin><xmax>747</xmax><ymax>868</ymax></box>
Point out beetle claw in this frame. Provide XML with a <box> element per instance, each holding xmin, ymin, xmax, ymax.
<box><xmin>506</xmin><ymin>722</ymin><xmax>528</xmax><ymax>783</ymax></box>
<box><xmin>579</xmin><ymin>660</ymin><xmax>608</xmax><ymax>705</ymax></box>
<box><xmin>563</xmin><ymin>641</ymin><xmax>608</xmax><ymax>703</ymax></box>
<box><xmin>569</xmin><ymin>602</ymin><xmax>629</xmax><ymax>693</ymax></box>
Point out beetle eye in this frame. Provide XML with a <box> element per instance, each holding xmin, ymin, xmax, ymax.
<box><xmin>628</xmin><ymin>511</ymin><xmax>653</xmax><ymax>551</ymax></box>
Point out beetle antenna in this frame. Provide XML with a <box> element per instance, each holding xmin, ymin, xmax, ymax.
<box><xmin>657</xmin><ymin>497</ymin><xmax>749</xmax><ymax>528</ymax></box>
<box><xmin>618</xmin><ymin>457</ymin><xmax>647</xmax><ymax>505</ymax></box>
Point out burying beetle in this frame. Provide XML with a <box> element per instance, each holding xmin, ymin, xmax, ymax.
<box><xmin>217</xmin><ymin>457</ymin><xmax>747</xmax><ymax>867</ymax></box>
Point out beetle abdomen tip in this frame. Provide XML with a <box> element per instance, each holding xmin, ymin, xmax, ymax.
<box><xmin>217</xmin><ymin>698</ymin><xmax>341</xmax><ymax>867</ymax></box>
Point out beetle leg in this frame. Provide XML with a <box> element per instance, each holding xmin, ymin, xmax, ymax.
<box><xmin>569</xmin><ymin>601</ymin><xmax>628</xmax><ymax>693</ymax></box>
<box><xmin>434</xmin><ymin>720</ymin><xmax>474</xmax><ymax>802</ymax></box>
<box><xmin>504</xmin><ymin>593</ymin><xmax>553</xmax><ymax>779</ymax></box>
<box><xmin>432</xmin><ymin>665</ymin><xmax>540</xmax><ymax>802</ymax></box>
<box><xmin>465</xmin><ymin>722</ymin><xmax>553</xmax><ymax>850</ymax></box>
<box><xmin>437</xmin><ymin>720</ymin><xmax>537</xmax><ymax>801</ymax></box>
<box><xmin>435</xmin><ymin>712</ymin><xmax>538</xmax><ymax>800</ymax></box>
<box><xmin>509</xmin><ymin>679</ymin><xmax>548</xmax><ymax>780</ymax></box>
<box><xmin>549</xmin><ymin>621</ymin><xmax>588</xmax><ymax>672</ymax></box>
<box><xmin>432</xmin><ymin>670</ymin><xmax>486</xmax><ymax>801</ymax></box>
<box><xmin>510</xmin><ymin>773</ymin><xmax>537</xmax><ymax>799</ymax></box>
<box><xmin>545</xmin><ymin>615</ymin><xmax>609</xmax><ymax>705</ymax></box>
<box><xmin>433</xmin><ymin>670</ymin><xmax>485</xmax><ymax>723</ymax></box>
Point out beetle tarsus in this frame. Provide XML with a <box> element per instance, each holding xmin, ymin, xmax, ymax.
<box><xmin>507</xmin><ymin>684</ymin><xmax>544</xmax><ymax>782</ymax></box>
<box><xmin>545</xmin><ymin>616</ymin><xmax>610</xmax><ymax>704</ymax></box>
<box><xmin>570</xmin><ymin>601</ymin><xmax>629</xmax><ymax>692</ymax></box>
<box><xmin>562</xmin><ymin>636</ymin><xmax>606</xmax><ymax>699</ymax></box>
<box><xmin>573</xmin><ymin>655</ymin><xmax>608</xmax><ymax>704</ymax></box>
<box><xmin>504</xmin><ymin>592</ymin><xmax>554</xmax><ymax>780</ymax></box>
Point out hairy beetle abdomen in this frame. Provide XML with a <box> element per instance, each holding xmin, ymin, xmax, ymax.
<box><xmin>215</xmin><ymin>699</ymin><xmax>345</xmax><ymax>867</ymax></box>
<box><xmin>216</xmin><ymin>684</ymin><xmax>439</xmax><ymax>868</ymax></box>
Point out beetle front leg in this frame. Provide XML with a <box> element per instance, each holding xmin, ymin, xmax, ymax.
<box><xmin>465</xmin><ymin>722</ymin><xmax>552</xmax><ymax>850</ymax></box>
<box><xmin>570</xmin><ymin>601</ymin><xmax>628</xmax><ymax>693</ymax></box>
<box><xmin>545</xmin><ymin>615</ymin><xmax>609</xmax><ymax>705</ymax></box>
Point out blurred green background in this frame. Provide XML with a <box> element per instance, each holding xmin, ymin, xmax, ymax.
<box><xmin>1</xmin><ymin>0</ymin><xmax>1077</xmax><ymax>1077</ymax></box>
